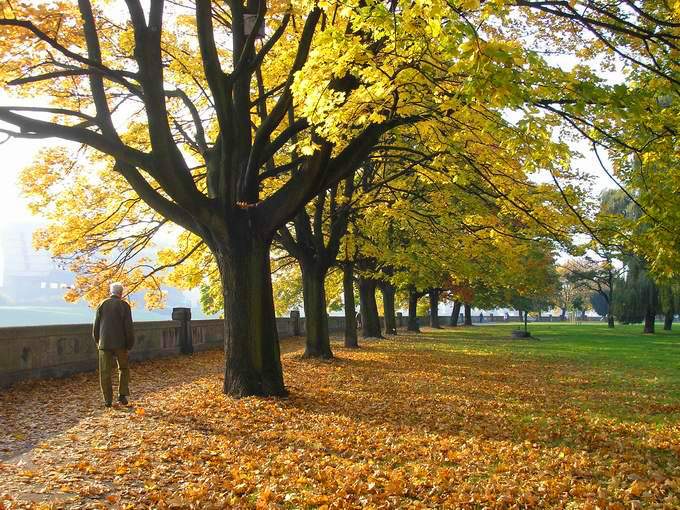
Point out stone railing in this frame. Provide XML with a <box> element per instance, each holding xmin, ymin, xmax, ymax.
<box><xmin>0</xmin><ymin>311</ymin><xmax>351</xmax><ymax>388</ymax></box>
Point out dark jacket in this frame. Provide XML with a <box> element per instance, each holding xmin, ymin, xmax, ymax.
<box><xmin>93</xmin><ymin>295</ymin><xmax>135</xmax><ymax>350</ymax></box>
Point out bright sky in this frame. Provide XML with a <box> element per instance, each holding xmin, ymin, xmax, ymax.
<box><xmin>0</xmin><ymin>137</ymin><xmax>47</xmax><ymax>222</ymax></box>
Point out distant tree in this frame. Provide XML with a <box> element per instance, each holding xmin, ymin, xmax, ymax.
<box><xmin>596</xmin><ymin>190</ymin><xmax>660</xmax><ymax>333</ymax></box>
<box><xmin>571</xmin><ymin>296</ymin><xmax>586</xmax><ymax>318</ymax></box>
<box><xmin>614</xmin><ymin>258</ymin><xmax>659</xmax><ymax>333</ymax></box>
<box><xmin>562</xmin><ymin>256</ymin><xmax>622</xmax><ymax>327</ymax></box>
<box><xmin>590</xmin><ymin>292</ymin><xmax>609</xmax><ymax>318</ymax></box>
<box><xmin>659</xmin><ymin>283</ymin><xmax>679</xmax><ymax>331</ymax></box>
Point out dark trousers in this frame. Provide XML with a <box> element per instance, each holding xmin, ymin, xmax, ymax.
<box><xmin>98</xmin><ymin>349</ymin><xmax>130</xmax><ymax>404</ymax></box>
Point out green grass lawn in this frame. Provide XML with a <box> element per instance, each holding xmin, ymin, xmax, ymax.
<box><xmin>421</xmin><ymin>322</ymin><xmax>680</xmax><ymax>419</ymax></box>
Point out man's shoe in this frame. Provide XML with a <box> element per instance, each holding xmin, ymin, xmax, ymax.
<box><xmin>118</xmin><ymin>396</ymin><xmax>128</xmax><ymax>406</ymax></box>
<box><xmin>104</xmin><ymin>402</ymin><xmax>112</xmax><ymax>408</ymax></box>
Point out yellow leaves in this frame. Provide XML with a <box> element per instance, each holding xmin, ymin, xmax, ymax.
<box><xmin>428</xmin><ymin>18</ymin><xmax>443</xmax><ymax>38</ymax></box>
<box><xmin>461</xmin><ymin>0</ymin><xmax>481</xmax><ymax>10</ymax></box>
<box><xmin>298</xmin><ymin>140</ymin><xmax>318</xmax><ymax>156</ymax></box>
<box><xmin>1</xmin><ymin>333</ymin><xmax>679</xmax><ymax>507</ymax></box>
<box><xmin>628</xmin><ymin>479</ymin><xmax>646</xmax><ymax>497</ymax></box>
<box><xmin>384</xmin><ymin>471</ymin><xmax>407</xmax><ymax>495</ymax></box>
<box><xmin>18</xmin><ymin>143</ymin><xmax>201</xmax><ymax>310</ymax></box>
<box><xmin>255</xmin><ymin>486</ymin><xmax>275</xmax><ymax>508</ymax></box>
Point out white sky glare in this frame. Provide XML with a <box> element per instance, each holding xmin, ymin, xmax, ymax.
<box><xmin>0</xmin><ymin>137</ymin><xmax>45</xmax><ymax>222</ymax></box>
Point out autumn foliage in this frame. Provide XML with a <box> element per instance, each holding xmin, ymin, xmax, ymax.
<box><xmin>2</xmin><ymin>328</ymin><xmax>678</xmax><ymax>509</ymax></box>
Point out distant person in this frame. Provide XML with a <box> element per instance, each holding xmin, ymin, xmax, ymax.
<box><xmin>356</xmin><ymin>311</ymin><xmax>362</xmax><ymax>329</ymax></box>
<box><xmin>479</xmin><ymin>312</ymin><xmax>484</xmax><ymax>323</ymax></box>
<box><xmin>93</xmin><ymin>282</ymin><xmax>135</xmax><ymax>408</ymax></box>
<box><xmin>504</xmin><ymin>312</ymin><xmax>509</xmax><ymax>321</ymax></box>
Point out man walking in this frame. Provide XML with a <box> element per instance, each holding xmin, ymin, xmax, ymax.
<box><xmin>93</xmin><ymin>282</ymin><xmax>135</xmax><ymax>407</ymax></box>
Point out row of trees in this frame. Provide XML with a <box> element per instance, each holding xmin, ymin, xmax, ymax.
<box><xmin>1</xmin><ymin>0</ymin><xmax>677</xmax><ymax>396</ymax></box>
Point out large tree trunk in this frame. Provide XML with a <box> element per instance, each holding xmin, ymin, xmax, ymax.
<box><xmin>219</xmin><ymin>234</ymin><xmax>286</xmax><ymax>398</ymax></box>
<box><xmin>428</xmin><ymin>288</ymin><xmax>441</xmax><ymax>328</ymax></box>
<box><xmin>359</xmin><ymin>277</ymin><xmax>382</xmax><ymax>338</ymax></box>
<box><xmin>407</xmin><ymin>286</ymin><xmax>420</xmax><ymax>332</ymax></box>
<box><xmin>450</xmin><ymin>301</ymin><xmax>461</xmax><ymax>327</ymax></box>
<box><xmin>381</xmin><ymin>282</ymin><xmax>397</xmax><ymax>335</ymax></box>
<box><xmin>300</xmin><ymin>259</ymin><xmax>332</xmax><ymax>358</ymax></box>
<box><xmin>463</xmin><ymin>303</ymin><xmax>472</xmax><ymax>326</ymax></box>
<box><xmin>343</xmin><ymin>263</ymin><xmax>358</xmax><ymax>347</ymax></box>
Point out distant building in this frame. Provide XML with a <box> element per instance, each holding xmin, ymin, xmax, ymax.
<box><xmin>0</xmin><ymin>222</ymin><xmax>208</xmax><ymax>321</ymax></box>
<box><xmin>0</xmin><ymin>222</ymin><xmax>72</xmax><ymax>305</ymax></box>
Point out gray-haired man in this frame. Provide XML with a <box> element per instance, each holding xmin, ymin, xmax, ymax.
<box><xmin>92</xmin><ymin>282</ymin><xmax>135</xmax><ymax>407</ymax></box>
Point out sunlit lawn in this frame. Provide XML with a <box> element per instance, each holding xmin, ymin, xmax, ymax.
<box><xmin>1</xmin><ymin>324</ymin><xmax>678</xmax><ymax>508</ymax></box>
<box><xmin>430</xmin><ymin>322</ymin><xmax>680</xmax><ymax>402</ymax></box>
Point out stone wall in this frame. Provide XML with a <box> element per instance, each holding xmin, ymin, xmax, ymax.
<box><xmin>0</xmin><ymin>320</ymin><xmax>224</xmax><ymax>388</ymax></box>
<box><xmin>0</xmin><ymin>312</ymin><xmax>601</xmax><ymax>388</ymax></box>
<box><xmin>0</xmin><ymin>314</ymin><xmax>352</xmax><ymax>388</ymax></box>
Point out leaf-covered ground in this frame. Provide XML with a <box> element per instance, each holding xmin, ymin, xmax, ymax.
<box><xmin>1</xmin><ymin>324</ymin><xmax>679</xmax><ymax>509</ymax></box>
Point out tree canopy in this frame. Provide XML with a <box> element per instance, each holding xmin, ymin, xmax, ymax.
<box><xmin>1</xmin><ymin>0</ymin><xmax>678</xmax><ymax>395</ymax></box>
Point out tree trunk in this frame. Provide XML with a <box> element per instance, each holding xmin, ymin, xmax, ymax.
<box><xmin>560</xmin><ymin>308</ymin><xmax>566</xmax><ymax>320</ymax></box>
<box><xmin>450</xmin><ymin>301</ymin><xmax>461</xmax><ymax>327</ymax></box>
<box><xmin>359</xmin><ymin>277</ymin><xmax>382</xmax><ymax>338</ymax></box>
<box><xmin>300</xmin><ymin>260</ymin><xmax>332</xmax><ymax>359</ymax></box>
<box><xmin>407</xmin><ymin>287</ymin><xmax>420</xmax><ymax>332</ymax></box>
<box><xmin>219</xmin><ymin>234</ymin><xmax>286</xmax><ymax>398</ymax></box>
<box><xmin>518</xmin><ymin>310</ymin><xmax>523</xmax><ymax>321</ymax></box>
<box><xmin>608</xmin><ymin>314</ymin><xmax>615</xmax><ymax>328</ymax></box>
<box><xmin>643</xmin><ymin>308</ymin><xmax>655</xmax><ymax>334</ymax></box>
<box><xmin>343</xmin><ymin>263</ymin><xmax>358</xmax><ymax>347</ymax></box>
<box><xmin>381</xmin><ymin>282</ymin><xmax>397</xmax><ymax>335</ymax></box>
<box><xmin>664</xmin><ymin>312</ymin><xmax>673</xmax><ymax>331</ymax></box>
<box><xmin>464</xmin><ymin>303</ymin><xmax>472</xmax><ymax>326</ymax></box>
<box><xmin>428</xmin><ymin>288</ymin><xmax>441</xmax><ymax>328</ymax></box>
<box><xmin>643</xmin><ymin>284</ymin><xmax>658</xmax><ymax>334</ymax></box>
<box><xmin>524</xmin><ymin>310</ymin><xmax>529</xmax><ymax>333</ymax></box>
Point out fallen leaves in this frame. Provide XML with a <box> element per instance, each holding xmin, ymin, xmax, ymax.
<box><xmin>0</xmin><ymin>333</ymin><xmax>678</xmax><ymax>509</ymax></box>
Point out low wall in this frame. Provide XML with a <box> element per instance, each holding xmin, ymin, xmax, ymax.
<box><xmin>0</xmin><ymin>320</ymin><xmax>226</xmax><ymax>388</ymax></box>
<box><xmin>0</xmin><ymin>314</ymin><xmax>350</xmax><ymax>388</ymax></box>
<box><xmin>0</xmin><ymin>312</ymin><xmax>603</xmax><ymax>388</ymax></box>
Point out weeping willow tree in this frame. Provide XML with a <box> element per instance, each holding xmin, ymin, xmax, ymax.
<box><xmin>599</xmin><ymin>191</ymin><xmax>662</xmax><ymax>333</ymax></box>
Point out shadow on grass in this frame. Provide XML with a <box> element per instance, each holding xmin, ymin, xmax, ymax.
<box><xmin>142</xmin><ymin>337</ymin><xmax>679</xmax><ymax>482</ymax></box>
